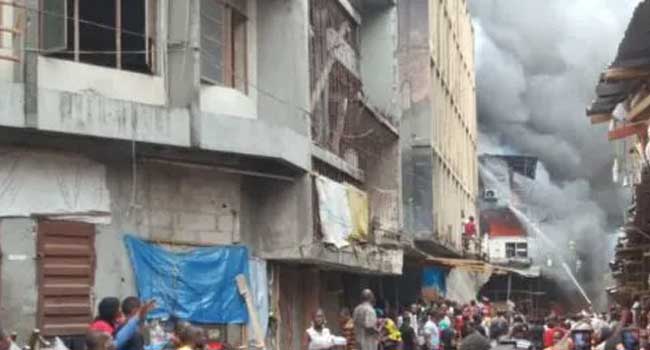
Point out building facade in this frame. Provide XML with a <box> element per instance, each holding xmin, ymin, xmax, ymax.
<box><xmin>399</xmin><ymin>0</ymin><xmax>478</xmax><ymax>255</ymax></box>
<box><xmin>0</xmin><ymin>1</ymin><xmax>402</xmax><ymax>349</ymax></box>
<box><xmin>478</xmin><ymin>155</ymin><xmax>538</xmax><ymax>268</ymax></box>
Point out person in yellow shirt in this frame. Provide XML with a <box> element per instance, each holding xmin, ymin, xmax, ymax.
<box><xmin>378</xmin><ymin>310</ymin><xmax>401</xmax><ymax>350</ymax></box>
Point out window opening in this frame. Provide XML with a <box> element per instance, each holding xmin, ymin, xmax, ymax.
<box><xmin>200</xmin><ymin>0</ymin><xmax>247</xmax><ymax>92</ymax></box>
<box><xmin>40</xmin><ymin>0</ymin><xmax>157</xmax><ymax>74</ymax></box>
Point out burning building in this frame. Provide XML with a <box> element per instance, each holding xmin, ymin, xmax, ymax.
<box><xmin>478</xmin><ymin>154</ymin><xmax>593</xmax><ymax>314</ymax></box>
<box><xmin>479</xmin><ymin>155</ymin><xmax>537</xmax><ymax>267</ymax></box>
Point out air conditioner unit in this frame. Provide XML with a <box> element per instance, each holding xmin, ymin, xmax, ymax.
<box><xmin>483</xmin><ymin>189</ymin><xmax>498</xmax><ymax>201</ymax></box>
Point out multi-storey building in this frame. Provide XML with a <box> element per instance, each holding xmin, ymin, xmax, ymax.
<box><xmin>0</xmin><ymin>1</ymin><xmax>402</xmax><ymax>349</ymax></box>
<box><xmin>399</xmin><ymin>0</ymin><xmax>478</xmax><ymax>255</ymax></box>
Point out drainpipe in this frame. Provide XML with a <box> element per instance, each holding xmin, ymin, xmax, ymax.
<box><xmin>22</xmin><ymin>0</ymin><xmax>38</xmax><ymax>127</ymax></box>
<box><xmin>189</xmin><ymin>0</ymin><xmax>202</xmax><ymax>147</ymax></box>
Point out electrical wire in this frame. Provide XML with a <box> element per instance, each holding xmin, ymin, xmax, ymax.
<box><xmin>2</xmin><ymin>0</ymin><xmax>480</xmax><ymax>240</ymax></box>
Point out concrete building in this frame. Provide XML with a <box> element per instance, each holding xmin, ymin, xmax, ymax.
<box><xmin>0</xmin><ymin>1</ymin><xmax>402</xmax><ymax>349</ymax></box>
<box><xmin>398</xmin><ymin>0</ymin><xmax>478</xmax><ymax>255</ymax></box>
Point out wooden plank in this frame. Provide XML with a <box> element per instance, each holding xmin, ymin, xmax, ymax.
<box><xmin>309</xmin><ymin>23</ymin><xmax>350</xmax><ymax>113</ymax></box>
<box><xmin>608</xmin><ymin>121</ymin><xmax>648</xmax><ymax>140</ymax></box>
<box><xmin>42</xmin><ymin>284</ymin><xmax>91</xmax><ymax>296</ymax></box>
<box><xmin>40</xmin><ymin>318</ymin><xmax>93</xmax><ymax>336</ymax></box>
<box><xmin>236</xmin><ymin>274</ymin><xmax>265</xmax><ymax>349</ymax></box>
<box><xmin>38</xmin><ymin>220</ymin><xmax>95</xmax><ymax>337</ymax></box>
<box><xmin>42</xmin><ymin>243</ymin><xmax>93</xmax><ymax>257</ymax></box>
<box><xmin>604</xmin><ymin>67</ymin><xmax>650</xmax><ymax>81</ymax></box>
<box><xmin>590</xmin><ymin>113</ymin><xmax>612</xmax><ymax>124</ymax></box>
<box><xmin>40</xmin><ymin>221</ymin><xmax>93</xmax><ymax>237</ymax></box>
<box><xmin>337</xmin><ymin>0</ymin><xmax>362</xmax><ymax>25</ymax></box>
<box><xmin>629</xmin><ymin>92</ymin><xmax>650</xmax><ymax>122</ymax></box>
<box><xmin>43</xmin><ymin>303</ymin><xmax>92</xmax><ymax>316</ymax></box>
<box><xmin>42</xmin><ymin>324</ymin><xmax>89</xmax><ymax>336</ymax></box>
<box><xmin>43</xmin><ymin>263</ymin><xmax>92</xmax><ymax>276</ymax></box>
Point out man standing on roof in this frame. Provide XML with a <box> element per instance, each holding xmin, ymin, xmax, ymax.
<box><xmin>463</xmin><ymin>216</ymin><xmax>477</xmax><ymax>253</ymax></box>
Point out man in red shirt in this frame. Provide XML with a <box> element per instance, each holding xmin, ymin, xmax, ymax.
<box><xmin>543</xmin><ymin>320</ymin><xmax>566</xmax><ymax>348</ymax></box>
<box><xmin>464</xmin><ymin>216</ymin><xmax>477</xmax><ymax>237</ymax></box>
<box><xmin>463</xmin><ymin>216</ymin><xmax>477</xmax><ymax>253</ymax></box>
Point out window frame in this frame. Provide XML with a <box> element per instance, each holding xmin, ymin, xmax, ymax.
<box><xmin>200</xmin><ymin>0</ymin><xmax>248</xmax><ymax>92</ymax></box>
<box><xmin>505</xmin><ymin>242</ymin><xmax>516</xmax><ymax>258</ymax></box>
<box><xmin>515</xmin><ymin>242</ymin><xmax>528</xmax><ymax>258</ymax></box>
<box><xmin>39</xmin><ymin>0</ymin><xmax>158</xmax><ymax>74</ymax></box>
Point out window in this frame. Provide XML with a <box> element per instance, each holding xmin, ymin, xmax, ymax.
<box><xmin>505</xmin><ymin>243</ymin><xmax>515</xmax><ymax>258</ymax></box>
<box><xmin>505</xmin><ymin>242</ymin><xmax>528</xmax><ymax>258</ymax></box>
<box><xmin>516</xmin><ymin>242</ymin><xmax>528</xmax><ymax>257</ymax></box>
<box><xmin>200</xmin><ymin>0</ymin><xmax>247</xmax><ymax>92</ymax></box>
<box><xmin>40</xmin><ymin>0</ymin><xmax>157</xmax><ymax>74</ymax></box>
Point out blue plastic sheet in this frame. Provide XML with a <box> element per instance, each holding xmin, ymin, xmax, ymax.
<box><xmin>422</xmin><ymin>266</ymin><xmax>447</xmax><ymax>296</ymax></box>
<box><xmin>124</xmin><ymin>235</ymin><xmax>249</xmax><ymax>324</ymax></box>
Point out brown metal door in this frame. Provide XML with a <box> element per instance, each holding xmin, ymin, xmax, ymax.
<box><xmin>37</xmin><ymin>220</ymin><xmax>96</xmax><ymax>336</ymax></box>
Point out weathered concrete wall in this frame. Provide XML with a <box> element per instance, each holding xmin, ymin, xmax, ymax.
<box><xmin>200</xmin><ymin>86</ymin><xmax>257</xmax><ymax>119</ymax></box>
<box><xmin>399</xmin><ymin>0</ymin><xmax>478</xmax><ymax>250</ymax></box>
<box><xmin>167</xmin><ymin>0</ymin><xmax>196</xmax><ymax>108</ymax></box>
<box><xmin>95</xmin><ymin>160</ymin><xmax>243</xmax><ymax>302</ymax></box>
<box><xmin>256</xmin><ymin>0</ymin><xmax>310</xmax><ymax>137</ymax></box>
<box><xmin>399</xmin><ymin>0</ymin><xmax>433</xmax><ymax>242</ymax></box>
<box><xmin>403</xmin><ymin>146</ymin><xmax>434</xmax><ymax>238</ymax></box>
<box><xmin>241</xmin><ymin>174</ymin><xmax>313</xmax><ymax>258</ymax></box>
<box><xmin>196</xmin><ymin>113</ymin><xmax>311</xmax><ymax>170</ymax></box>
<box><xmin>37</xmin><ymin>89</ymin><xmax>191</xmax><ymax>147</ymax></box>
<box><xmin>0</xmin><ymin>4</ymin><xmax>16</xmax><ymax>82</ymax></box>
<box><xmin>428</xmin><ymin>0</ymin><xmax>477</xmax><ymax>249</ymax></box>
<box><xmin>0</xmin><ymin>82</ymin><xmax>25</xmax><ymax>127</ymax></box>
<box><xmin>0</xmin><ymin>218</ymin><xmax>37</xmax><ymax>340</ymax></box>
<box><xmin>38</xmin><ymin>57</ymin><xmax>167</xmax><ymax>106</ymax></box>
<box><xmin>360</xmin><ymin>4</ymin><xmax>401</xmax><ymax>120</ymax></box>
<box><xmin>0</xmin><ymin>151</ymin><xmax>245</xmax><ymax>336</ymax></box>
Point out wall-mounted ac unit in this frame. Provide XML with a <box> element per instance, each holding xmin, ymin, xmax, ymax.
<box><xmin>483</xmin><ymin>189</ymin><xmax>498</xmax><ymax>201</ymax></box>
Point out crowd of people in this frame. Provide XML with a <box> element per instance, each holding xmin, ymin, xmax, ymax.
<box><xmin>305</xmin><ymin>290</ymin><xmax>646</xmax><ymax>350</ymax></box>
<box><xmin>0</xmin><ymin>292</ymin><xmax>645</xmax><ymax>350</ymax></box>
<box><xmin>306</xmin><ymin>290</ymin><xmax>497</xmax><ymax>350</ymax></box>
<box><xmin>84</xmin><ymin>297</ymin><xmax>219</xmax><ymax>350</ymax></box>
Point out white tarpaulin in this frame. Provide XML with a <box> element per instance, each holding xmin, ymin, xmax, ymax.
<box><xmin>248</xmin><ymin>257</ymin><xmax>269</xmax><ymax>343</ymax></box>
<box><xmin>445</xmin><ymin>268</ymin><xmax>492</xmax><ymax>304</ymax></box>
<box><xmin>0</xmin><ymin>148</ymin><xmax>111</xmax><ymax>223</ymax></box>
<box><xmin>315</xmin><ymin>175</ymin><xmax>353</xmax><ymax>248</ymax></box>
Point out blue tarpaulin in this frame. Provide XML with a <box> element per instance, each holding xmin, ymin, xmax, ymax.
<box><xmin>124</xmin><ymin>235</ymin><xmax>249</xmax><ymax>324</ymax></box>
<box><xmin>422</xmin><ymin>266</ymin><xmax>447</xmax><ymax>296</ymax></box>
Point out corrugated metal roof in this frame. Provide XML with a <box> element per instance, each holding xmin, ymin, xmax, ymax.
<box><xmin>612</xmin><ymin>0</ymin><xmax>650</xmax><ymax>69</ymax></box>
<box><xmin>586</xmin><ymin>79</ymin><xmax>639</xmax><ymax>116</ymax></box>
<box><xmin>586</xmin><ymin>0</ymin><xmax>650</xmax><ymax>117</ymax></box>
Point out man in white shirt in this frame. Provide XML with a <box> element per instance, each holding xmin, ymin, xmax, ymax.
<box><xmin>423</xmin><ymin>310</ymin><xmax>441</xmax><ymax>350</ymax></box>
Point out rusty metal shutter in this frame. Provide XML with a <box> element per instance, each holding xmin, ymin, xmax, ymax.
<box><xmin>37</xmin><ymin>220</ymin><xmax>95</xmax><ymax>336</ymax></box>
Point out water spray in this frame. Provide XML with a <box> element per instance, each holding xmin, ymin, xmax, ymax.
<box><xmin>509</xmin><ymin>204</ymin><xmax>593</xmax><ymax>306</ymax></box>
<box><xmin>479</xmin><ymin>161</ymin><xmax>595</xmax><ymax>306</ymax></box>
<box><xmin>561</xmin><ymin>261</ymin><xmax>593</xmax><ymax>306</ymax></box>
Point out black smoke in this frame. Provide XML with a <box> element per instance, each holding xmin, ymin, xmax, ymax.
<box><xmin>470</xmin><ymin>0</ymin><xmax>638</xmax><ymax>309</ymax></box>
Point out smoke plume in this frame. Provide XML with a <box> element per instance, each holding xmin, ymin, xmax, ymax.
<box><xmin>469</xmin><ymin>0</ymin><xmax>639</xmax><ymax>308</ymax></box>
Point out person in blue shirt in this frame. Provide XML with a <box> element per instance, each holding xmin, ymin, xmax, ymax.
<box><xmin>89</xmin><ymin>299</ymin><xmax>155</xmax><ymax>350</ymax></box>
<box><xmin>118</xmin><ymin>297</ymin><xmax>146</xmax><ymax>350</ymax></box>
